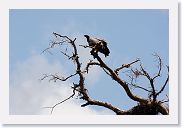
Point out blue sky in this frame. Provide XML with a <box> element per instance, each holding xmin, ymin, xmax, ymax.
<box><xmin>9</xmin><ymin>9</ymin><xmax>169</xmax><ymax>115</ymax></box>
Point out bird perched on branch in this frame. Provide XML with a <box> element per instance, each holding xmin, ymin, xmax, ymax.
<box><xmin>84</xmin><ymin>35</ymin><xmax>110</xmax><ymax>57</ymax></box>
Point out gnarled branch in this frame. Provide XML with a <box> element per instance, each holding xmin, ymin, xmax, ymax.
<box><xmin>114</xmin><ymin>59</ymin><xmax>140</xmax><ymax>74</ymax></box>
<box><xmin>41</xmin><ymin>33</ymin><xmax>169</xmax><ymax>115</ymax></box>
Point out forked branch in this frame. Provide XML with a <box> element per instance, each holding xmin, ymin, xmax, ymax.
<box><xmin>41</xmin><ymin>33</ymin><xmax>169</xmax><ymax>115</ymax></box>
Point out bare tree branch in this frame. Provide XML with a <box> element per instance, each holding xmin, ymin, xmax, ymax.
<box><xmin>156</xmin><ymin>66</ymin><xmax>169</xmax><ymax>97</ymax></box>
<box><xmin>44</xmin><ymin>93</ymin><xmax>75</xmax><ymax>114</ymax></box>
<box><xmin>140</xmin><ymin>63</ymin><xmax>151</xmax><ymax>80</ymax></box>
<box><xmin>139</xmin><ymin>63</ymin><xmax>157</xmax><ymax>100</ymax></box>
<box><xmin>114</xmin><ymin>59</ymin><xmax>140</xmax><ymax>74</ymax></box>
<box><xmin>41</xmin><ymin>33</ymin><xmax>169</xmax><ymax>115</ymax></box>
<box><xmin>84</xmin><ymin>60</ymin><xmax>100</xmax><ymax>73</ymax></box>
<box><xmin>159</xmin><ymin>95</ymin><xmax>169</xmax><ymax>104</ymax></box>
<box><xmin>53</xmin><ymin>32</ymin><xmax>72</xmax><ymax>42</ymax></box>
<box><xmin>43</xmin><ymin>85</ymin><xmax>78</xmax><ymax>114</ymax></box>
<box><xmin>94</xmin><ymin>54</ymin><xmax>149</xmax><ymax>104</ymax></box>
<box><xmin>41</xmin><ymin>72</ymin><xmax>78</xmax><ymax>82</ymax></box>
<box><xmin>79</xmin><ymin>44</ymin><xmax>93</xmax><ymax>48</ymax></box>
<box><xmin>152</xmin><ymin>53</ymin><xmax>162</xmax><ymax>80</ymax></box>
<box><xmin>102</xmin><ymin>67</ymin><xmax>111</xmax><ymax>76</ymax></box>
<box><xmin>81</xmin><ymin>99</ymin><xmax>124</xmax><ymax>115</ymax></box>
<box><xmin>60</xmin><ymin>50</ymin><xmax>72</xmax><ymax>59</ymax></box>
<box><xmin>127</xmin><ymin>75</ymin><xmax>152</xmax><ymax>92</ymax></box>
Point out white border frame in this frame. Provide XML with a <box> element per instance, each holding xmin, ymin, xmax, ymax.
<box><xmin>0</xmin><ymin>0</ymin><xmax>178</xmax><ymax>124</ymax></box>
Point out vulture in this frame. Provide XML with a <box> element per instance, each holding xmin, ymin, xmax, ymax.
<box><xmin>84</xmin><ymin>35</ymin><xmax>110</xmax><ymax>57</ymax></box>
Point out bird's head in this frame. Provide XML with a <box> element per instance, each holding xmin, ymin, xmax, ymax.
<box><xmin>84</xmin><ymin>35</ymin><xmax>89</xmax><ymax>39</ymax></box>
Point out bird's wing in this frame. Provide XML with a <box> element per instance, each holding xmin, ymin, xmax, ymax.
<box><xmin>95</xmin><ymin>37</ymin><xmax>107</xmax><ymax>45</ymax></box>
<box><xmin>95</xmin><ymin>37</ymin><xmax>106</xmax><ymax>42</ymax></box>
<box><xmin>89</xmin><ymin>37</ymin><xmax>100</xmax><ymax>46</ymax></box>
<box><xmin>88</xmin><ymin>36</ymin><xmax>110</xmax><ymax>57</ymax></box>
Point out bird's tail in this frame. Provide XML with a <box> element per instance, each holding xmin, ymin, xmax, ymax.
<box><xmin>99</xmin><ymin>45</ymin><xmax>110</xmax><ymax>57</ymax></box>
<box><xmin>103</xmin><ymin>47</ymin><xmax>110</xmax><ymax>57</ymax></box>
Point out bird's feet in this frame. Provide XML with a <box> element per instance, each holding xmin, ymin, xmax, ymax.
<box><xmin>90</xmin><ymin>50</ymin><xmax>98</xmax><ymax>59</ymax></box>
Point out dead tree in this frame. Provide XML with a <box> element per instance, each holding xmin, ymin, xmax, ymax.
<box><xmin>41</xmin><ymin>32</ymin><xmax>169</xmax><ymax>115</ymax></box>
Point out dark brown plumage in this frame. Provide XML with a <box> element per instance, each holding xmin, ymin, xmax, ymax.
<box><xmin>84</xmin><ymin>35</ymin><xmax>110</xmax><ymax>57</ymax></box>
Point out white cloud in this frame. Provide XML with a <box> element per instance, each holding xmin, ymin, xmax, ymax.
<box><xmin>9</xmin><ymin>55</ymin><xmax>112</xmax><ymax>115</ymax></box>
